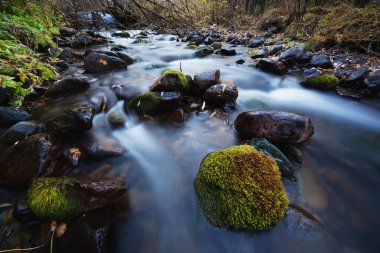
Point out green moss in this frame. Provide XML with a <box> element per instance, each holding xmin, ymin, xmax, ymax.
<box><xmin>162</xmin><ymin>69</ymin><xmax>188</xmax><ymax>91</ymax></box>
<box><xmin>27</xmin><ymin>178</ymin><xmax>80</xmax><ymax>221</ymax></box>
<box><xmin>194</xmin><ymin>145</ymin><xmax>288</xmax><ymax>231</ymax></box>
<box><xmin>304</xmin><ymin>74</ymin><xmax>339</xmax><ymax>90</ymax></box>
<box><xmin>127</xmin><ymin>92</ymin><xmax>160</xmax><ymax>116</ymax></box>
<box><xmin>0</xmin><ymin>75</ymin><xmax>29</xmax><ymax>106</ymax></box>
<box><xmin>185</xmin><ymin>42</ymin><xmax>198</xmax><ymax>50</ymax></box>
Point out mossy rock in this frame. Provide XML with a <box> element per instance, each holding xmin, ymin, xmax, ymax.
<box><xmin>194</xmin><ymin>145</ymin><xmax>288</xmax><ymax>231</ymax></box>
<box><xmin>126</xmin><ymin>92</ymin><xmax>160</xmax><ymax>116</ymax></box>
<box><xmin>150</xmin><ymin>69</ymin><xmax>189</xmax><ymax>93</ymax></box>
<box><xmin>28</xmin><ymin>178</ymin><xmax>80</xmax><ymax>220</ymax></box>
<box><xmin>303</xmin><ymin>74</ymin><xmax>339</xmax><ymax>90</ymax></box>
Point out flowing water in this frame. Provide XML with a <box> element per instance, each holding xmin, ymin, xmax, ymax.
<box><xmin>2</xmin><ymin>31</ymin><xmax>380</xmax><ymax>253</ymax></box>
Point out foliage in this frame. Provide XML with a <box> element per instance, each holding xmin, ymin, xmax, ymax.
<box><xmin>28</xmin><ymin>178</ymin><xmax>80</xmax><ymax>220</ymax></box>
<box><xmin>0</xmin><ymin>75</ymin><xmax>29</xmax><ymax>106</ymax></box>
<box><xmin>194</xmin><ymin>145</ymin><xmax>288</xmax><ymax>231</ymax></box>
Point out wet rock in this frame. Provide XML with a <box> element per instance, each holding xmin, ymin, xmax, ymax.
<box><xmin>125</xmin><ymin>92</ymin><xmax>182</xmax><ymax>116</ymax></box>
<box><xmin>44</xmin><ymin>77</ymin><xmax>90</xmax><ymax>98</ymax></box>
<box><xmin>112</xmin><ymin>31</ymin><xmax>130</xmax><ymax>38</ymax></box>
<box><xmin>194</xmin><ymin>45</ymin><xmax>214</xmax><ymax>57</ymax></box>
<box><xmin>159</xmin><ymin>109</ymin><xmax>185</xmax><ymax>124</ymax></box>
<box><xmin>203</xmin><ymin>84</ymin><xmax>238</xmax><ymax>106</ymax></box>
<box><xmin>341</xmin><ymin>67</ymin><xmax>370</xmax><ymax>87</ymax></box>
<box><xmin>250</xmin><ymin>49</ymin><xmax>267</xmax><ymax>59</ymax></box>
<box><xmin>204</xmin><ymin>36</ymin><xmax>214</xmax><ymax>45</ymax></box>
<box><xmin>150</xmin><ymin>69</ymin><xmax>189</xmax><ymax>93</ymax></box>
<box><xmin>84</xmin><ymin>52</ymin><xmax>128</xmax><ymax>73</ymax></box>
<box><xmin>0</xmin><ymin>133</ymin><xmax>69</xmax><ymax>187</ymax></box>
<box><xmin>336</xmin><ymin>86</ymin><xmax>371</xmax><ymax>99</ymax></box>
<box><xmin>279</xmin><ymin>45</ymin><xmax>305</xmax><ymax>63</ymax></box>
<box><xmin>276</xmin><ymin>144</ymin><xmax>303</xmax><ymax>163</ymax></box>
<box><xmin>0</xmin><ymin>87</ymin><xmax>10</xmax><ymax>106</ymax></box>
<box><xmin>309</xmin><ymin>55</ymin><xmax>333</xmax><ymax>69</ymax></box>
<box><xmin>226</xmin><ymin>34</ymin><xmax>238</xmax><ymax>42</ymax></box>
<box><xmin>0</xmin><ymin>106</ymin><xmax>30</xmax><ymax>127</ymax></box>
<box><xmin>220</xmin><ymin>48</ymin><xmax>236</xmax><ymax>56</ymax></box>
<box><xmin>70</xmin><ymin>34</ymin><xmax>106</xmax><ymax>49</ymax></box>
<box><xmin>59</xmin><ymin>27</ymin><xmax>76</xmax><ymax>37</ymax></box>
<box><xmin>364</xmin><ymin>70</ymin><xmax>380</xmax><ymax>93</ymax></box>
<box><xmin>257</xmin><ymin>59</ymin><xmax>287</xmax><ymax>75</ymax></box>
<box><xmin>83</xmin><ymin>138</ymin><xmax>126</xmax><ymax>162</ymax></box>
<box><xmin>111</xmin><ymin>44</ymin><xmax>128</xmax><ymax>51</ymax></box>
<box><xmin>268</xmin><ymin>45</ymin><xmax>285</xmax><ymax>56</ymax></box>
<box><xmin>45</xmin><ymin>104</ymin><xmax>95</xmax><ymax>137</ymax></box>
<box><xmin>89</xmin><ymin>91</ymin><xmax>117</xmax><ymax>114</ymax></box>
<box><xmin>190</xmin><ymin>34</ymin><xmax>205</xmax><ymax>45</ymax></box>
<box><xmin>302</xmin><ymin>74</ymin><xmax>339</xmax><ymax>90</ymax></box>
<box><xmin>236</xmin><ymin>59</ymin><xmax>245</xmax><ymax>64</ymax></box>
<box><xmin>191</xmin><ymin>69</ymin><xmax>220</xmax><ymax>95</ymax></box>
<box><xmin>58</xmin><ymin>48</ymin><xmax>84</xmax><ymax>63</ymax></box>
<box><xmin>297</xmin><ymin>52</ymin><xmax>312</xmax><ymax>64</ymax></box>
<box><xmin>107</xmin><ymin>111</ymin><xmax>125</xmax><ymax>128</ymax></box>
<box><xmin>54</xmin><ymin>60</ymin><xmax>70</xmax><ymax>71</ymax></box>
<box><xmin>211</xmin><ymin>42</ymin><xmax>222</xmax><ymax>50</ymax></box>
<box><xmin>0</xmin><ymin>121</ymin><xmax>39</xmax><ymax>146</ymax></box>
<box><xmin>251</xmin><ymin>138</ymin><xmax>295</xmax><ymax>180</ymax></box>
<box><xmin>248</xmin><ymin>39</ymin><xmax>264</xmax><ymax>48</ymax></box>
<box><xmin>115</xmin><ymin>52</ymin><xmax>134</xmax><ymax>65</ymax></box>
<box><xmin>111</xmin><ymin>84</ymin><xmax>142</xmax><ymax>100</ymax></box>
<box><xmin>235</xmin><ymin>111</ymin><xmax>314</xmax><ymax>144</ymax></box>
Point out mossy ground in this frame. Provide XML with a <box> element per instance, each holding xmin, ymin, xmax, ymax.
<box><xmin>194</xmin><ymin>145</ymin><xmax>288</xmax><ymax>231</ymax></box>
<box><xmin>28</xmin><ymin>178</ymin><xmax>80</xmax><ymax>221</ymax></box>
<box><xmin>304</xmin><ymin>74</ymin><xmax>339</xmax><ymax>90</ymax></box>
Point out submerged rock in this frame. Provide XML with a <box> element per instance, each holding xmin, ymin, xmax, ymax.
<box><xmin>251</xmin><ymin>138</ymin><xmax>295</xmax><ymax>180</ymax></box>
<box><xmin>257</xmin><ymin>59</ymin><xmax>287</xmax><ymax>75</ymax></box>
<box><xmin>303</xmin><ymin>74</ymin><xmax>339</xmax><ymax>90</ymax></box>
<box><xmin>0</xmin><ymin>133</ymin><xmax>69</xmax><ymax>187</ymax></box>
<box><xmin>195</xmin><ymin>145</ymin><xmax>288</xmax><ymax>231</ymax></box>
<box><xmin>45</xmin><ymin>104</ymin><xmax>95</xmax><ymax>137</ymax></box>
<box><xmin>191</xmin><ymin>69</ymin><xmax>220</xmax><ymax>95</ymax></box>
<box><xmin>203</xmin><ymin>84</ymin><xmax>238</xmax><ymax>106</ymax></box>
<box><xmin>150</xmin><ymin>69</ymin><xmax>189</xmax><ymax>93</ymax></box>
<box><xmin>44</xmin><ymin>77</ymin><xmax>90</xmax><ymax>98</ymax></box>
<box><xmin>84</xmin><ymin>52</ymin><xmax>127</xmax><ymax>73</ymax></box>
<box><xmin>125</xmin><ymin>91</ymin><xmax>181</xmax><ymax>116</ymax></box>
<box><xmin>235</xmin><ymin>111</ymin><xmax>314</xmax><ymax>144</ymax></box>
<box><xmin>0</xmin><ymin>106</ymin><xmax>30</xmax><ymax>126</ymax></box>
<box><xmin>28</xmin><ymin>177</ymin><xmax>126</xmax><ymax>220</ymax></box>
<box><xmin>0</xmin><ymin>121</ymin><xmax>39</xmax><ymax>147</ymax></box>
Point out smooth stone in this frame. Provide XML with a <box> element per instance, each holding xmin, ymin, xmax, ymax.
<box><xmin>250</xmin><ymin>49</ymin><xmax>267</xmax><ymax>59</ymax></box>
<box><xmin>235</xmin><ymin>111</ymin><xmax>314</xmax><ymax>144</ymax></box>
<box><xmin>0</xmin><ymin>121</ymin><xmax>39</xmax><ymax>146</ymax></box>
<box><xmin>336</xmin><ymin>87</ymin><xmax>371</xmax><ymax>99</ymax></box>
<box><xmin>58</xmin><ymin>48</ymin><xmax>84</xmax><ymax>63</ymax></box>
<box><xmin>268</xmin><ymin>45</ymin><xmax>285</xmax><ymax>56</ymax></box>
<box><xmin>83</xmin><ymin>138</ymin><xmax>126</xmax><ymax>162</ymax></box>
<box><xmin>309</xmin><ymin>55</ymin><xmax>333</xmax><ymax>69</ymax></box>
<box><xmin>0</xmin><ymin>107</ymin><xmax>30</xmax><ymax>127</ymax></box>
<box><xmin>44</xmin><ymin>77</ymin><xmax>90</xmax><ymax>98</ymax></box>
<box><xmin>342</xmin><ymin>67</ymin><xmax>370</xmax><ymax>86</ymax></box>
<box><xmin>257</xmin><ymin>59</ymin><xmax>287</xmax><ymax>75</ymax></box>
<box><xmin>111</xmin><ymin>84</ymin><xmax>142</xmax><ymax>100</ymax></box>
<box><xmin>279</xmin><ymin>45</ymin><xmax>306</xmax><ymax>63</ymax></box>
<box><xmin>59</xmin><ymin>27</ymin><xmax>76</xmax><ymax>37</ymax></box>
<box><xmin>220</xmin><ymin>48</ymin><xmax>237</xmax><ymax>56</ymax></box>
<box><xmin>364</xmin><ymin>70</ymin><xmax>380</xmax><ymax>93</ymax></box>
<box><xmin>191</xmin><ymin>69</ymin><xmax>221</xmax><ymax>95</ymax></box>
<box><xmin>248</xmin><ymin>39</ymin><xmax>264</xmax><ymax>48</ymax></box>
<box><xmin>0</xmin><ymin>133</ymin><xmax>69</xmax><ymax>187</ymax></box>
<box><xmin>107</xmin><ymin>111</ymin><xmax>125</xmax><ymax>128</ymax></box>
<box><xmin>203</xmin><ymin>84</ymin><xmax>238</xmax><ymax>106</ymax></box>
<box><xmin>194</xmin><ymin>45</ymin><xmax>214</xmax><ymax>57</ymax></box>
<box><xmin>84</xmin><ymin>52</ymin><xmax>127</xmax><ymax>73</ymax></box>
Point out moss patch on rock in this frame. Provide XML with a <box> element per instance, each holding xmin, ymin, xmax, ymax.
<box><xmin>126</xmin><ymin>92</ymin><xmax>161</xmax><ymax>116</ymax></box>
<box><xmin>28</xmin><ymin>178</ymin><xmax>80</xmax><ymax>220</ymax></box>
<box><xmin>162</xmin><ymin>69</ymin><xmax>188</xmax><ymax>91</ymax></box>
<box><xmin>303</xmin><ymin>74</ymin><xmax>339</xmax><ymax>90</ymax></box>
<box><xmin>194</xmin><ymin>145</ymin><xmax>288</xmax><ymax>231</ymax></box>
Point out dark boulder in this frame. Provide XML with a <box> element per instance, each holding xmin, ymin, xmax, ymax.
<box><xmin>211</xmin><ymin>42</ymin><xmax>222</xmax><ymax>50</ymax></box>
<box><xmin>204</xmin><ymin>84</ymin><xmax>238</xmax><ymax>106</ymax></box>
<box><xmin>0</xmin><ymin>106</ymin><xmax>30</xmax><ymax>127</ymax></box>
<box><xmin>257</xmin><ymin>59</ymin><xmax>287</xmax><ymax>75</ymax></box>
<box><xmin>45</xmin><ymin>104</ymin><xmax>95</xmax><ymax>137</ymax></box>
<box><xmin>279</xmin><ymin>45</ymin><xmax>305</xmax><ymax>63</ymax></box>
<box><xmin>0</xmin><ymin>121</ymin><xmax>39</xmax><ymax>147</ymax></box>
<box><xmin>111</xmin><ymin>45</ymin><xmax>128</xmax><ymax>51</ymax></box>
<box><xmin>309</xmin><ymin>55</ymin><xmax>333</xmax><ymax>69</ymax></box>
<box><xmin>235</xmin><ymin>111</ymin><xmax>314</xmax><ymax>144</ymax></box>
<box><xmin>251</xmin><ymin>138</ymin><xmax>295</xmax><ymax>180</ymax></box>
<box><xmin>250</xmin><ymin>49</ymin><xmax>267</xmax><ymax>59</ymax></box>
<box><xmin>364</xmin><ymin>70</ymin><xmax>380</xmax><ymax>93</ymax></box>
<box><xmin>59</xmin><ymin>27</ymin><xmax>76</xmax><ymax>37</ymax></box>
<box><xmin>70</xmin><ymin>34</ymin><xmax>106</xmax><ymax>49</ymax></box>
<box><xmin>58</xmin><ymin>48</ymin><xmax>84</xmax><ymax>63</ymax></box>
<box><xmin>150</xmin><ymin>69</ymin><xmax>189</xmax><ymax>93</ymax></box>
<box><xmin>248</xmin><ymin>39</ymin><xmax>264</xmax><ymax>48</ymax></box>
<box><xmin>191</xmin><ymin>69</ymin><xmax>220</xmax><ymax>95</ymax></box>
<box><xmin>83</xmin><ymin>138</ymin><xmax>126</xmax><ymax>162</ymax></box>
<box><xmin>336</xmin><ymin>87</ymin><xmax>371</xmax><ymax>99</ymax></box>
<box><xmin>302</xmin><ymin>74</ymin><xmax>339</xmax><ymax>90</ymax></box>
<box><xmin>112</xmin><ymin>31</ymin><xmax>130</xmax><ymax>38</ymax></box>
<box><xmin>194</xmin><ymin>45</ymin><xmax>214</xmax><ymax>57</ymax></box>
<box><xmin>115</xmin><ymin>52</ymin><xmax>134</xmax><ymax>65</ymax></box>
<box><xmin>220</xmin><ymin>48</ymin><xmax>237</xmax><ymax>56</ymax></box>
<box><xmin>341</xmin><ymin>67</ymin><xmax>370</xmax><ymax>87</ymax></box>
<box><xmin>268</xmin><ymin>45</ymin><xmax>285</xmax><ymax>56</ymax></box>
<box><xmin>44</xmin><ymin>77</ymin><xmax>90</xmax><ymax>98</ymax></box>
<box><xmin>84</xmin><ymin>53</ymin><xmax>127</xmax><ymax>73</ymax></box>
<box><xmin>0</xmin><ymin>133</ymin><xmax>69</xmax><ymax>187</ymax></box>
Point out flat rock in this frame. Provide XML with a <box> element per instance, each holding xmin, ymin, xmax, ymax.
<box><xmin>84</xmin><ymin>52</ymin><xmax>127</xmax><ymax>73</ymax></box>
<box><xmin>44</xmin><ymin>77</ymin><xmax>90</xmax><ymax>98</ymax></box>
<box><xmin>0</xmin><ymin>121</ymin><xmax>39</xmax><ymax>147</ymax></box>
<box><xmin>309</xmin><ymin>55</ymin><xmax>333</xmax><ymax>69</ymax></box>
<box><xmin>0</xmin><ymin>107</ymin><xmax>30</xmax><ymax>127</ymax></box>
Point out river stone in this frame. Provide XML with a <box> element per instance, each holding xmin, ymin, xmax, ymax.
<box><xmin>195</xmin><ymin>45</ymin><xmax>214</xmax><ymax>57</ymax></box>
<box><xmin>250</xmin><ymin>49</ymin><xmax>267</xmax><ymax>59</ymax></box>
<box><xmin>251</xmin><ymin>138</ymin><xmax>295</xmax><ymax>180</ymax></box>
<box><xmin>83</xmin><ymin>138</ymin><xmax>126</xmax><ymax>162</ymax></box>
<box><xmin>0</xmin><ymin>106</ymin><xmax>31</xmax><ymax>126</ymax></box>
<box><xmin>211</xmin><ymin>42</ymin><xmax>222</xmax><ymax>50</ymax></box>
<box><xmin>44</xmin><ymin>77</ymin><xmax>90</xmax><ymax>98</ymax></box>
<box><xmin>309</xmin><ymin>55</ymin><xmax>333</xmax><ymax>69</ymax></box>
<box><xmin>235</xmin><ymin>111</ymin><xmax>314</xmax><ymax>144</ymax></box>
<box><xmin>203</xmin><ymin>84</ymin><xmax>238</xmax><ymax>106</ymax></box>
<box><xmin>84</xmin><ymin>52</ymin><xmax>127</xmax><ymax>73</ymax></box>
<box><xmin>112</xmin><ymin>31</ymin><xmax>130</xmax><ymax>38</ymax></box>
<box><xmin>191</xmin><ymin>69</ymin><xmax>221</xmax><ymax>95</ymax></box>
<box><xmin>115</xmin><ymin>52</ymin><xmax>134</xmax><ymax>65</ymax></box>
<box><xmin>220</xmin><ymin>48</ymin><xmax>237</xmax><ymax>56</ymax></box>
<box><xmin>112</xmin><ymin>84</ymin><xmax>142</xmax><ymax>100</ymax></box>
<box><xmin>45</xmin><ymin>104</ymin><xmax>95</xmax><ymax>137</ymax></box>
<box><xmin>107</xmin><ymin>111</ymin><xmax>125</xmax><ymax>128</ymax></box>
<box><xmin>336</xmin><ymin>86</ymin><xmax>371</xmax><ymax>99</ymax></box>
<box><xmin>70</xmin><ymin>34</ymin><xmax>105</xmax><ymax>49</ymax></box>
<box><xmin>150</xmin><ymin>70</ymin><xmax>188</xmax><ymax>93</ymax></box>
<box><xmin>0</xmin><ymin>121</ymin><xmax>39</xmax><ymax>146</ymax></box>
<box><xmin>268</xmin><ymin>45</ymin><xmax>285</xmax><ymax>56</ymax></box>
<box><xmin>257</xmin><ymin>59</ymin><xmax>287</xmax><ymax>75</ymax></box>
<box><xmin>248</xmin><ymin>39</ymin><xmax>264</xmax><ymax>48</ymax></box>
<box><xmin>279</xmin><ymin>45</ymin><xmax>305</xmax><ymax>63</ymax></box>
<box><xmin>58</xmin><ymin>48</ymin><xmax>84</xmax><ymax>63</ymax></box>
<box><xmin>364</xmin><ymin>70</ymin><xmax>380</xmax><ymax>93</ymax></box>
<box><xmin>0</xmin><ymin>133</ymin><xmax>69</xmax><ymax>187</ymax></box>
<box><xmin>59</xmin><ymin>27</ymin><xmax>76</xmax><ymax>37</ymax></box>
<box><xmin>341</xmin><ymin>67</ymin><xmax>370</xmax><ymax>87</ymax></box>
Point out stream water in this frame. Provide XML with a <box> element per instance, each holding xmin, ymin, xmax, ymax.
<box><xmin>2</xmin><ymin>31</ymin><xmax>380</xmax><ymax>253</ymax></box>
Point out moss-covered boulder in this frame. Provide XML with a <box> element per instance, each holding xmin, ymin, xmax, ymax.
<box><xmin>150</xmin><ymin>69</ymin><xmax>189</xmax><ymax>93</ymax></box>
<box><xmin>303</xmin><ymin>74</ymin><xmax>339</xmax><ymax>90</ymax></box>
<box><xmin>194</xmin><ymin>145</ymin><xmax>288</xmax><ymax>231</ymax></box>
<box><xmin>125</xmin><ymin>91</ymin><xmax>181</xmax><ymax>116</ymax></box>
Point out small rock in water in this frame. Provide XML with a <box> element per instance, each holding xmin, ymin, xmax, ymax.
<box><xmin>194</xmin><ymin>45</ymin><xmax>214</xmax><ymax>57</ymax></box>
<box><xmin>0</xmin><ymin>106</ymin><xmax>31</xmax><ymax>127</ymax></box>
<box><xmin>302</xmin><ymin>74</ymin><xmax>339</xmax><ymax>90</ymax></box>
<box><xmin>203</xmin><ymin>84</ymin><xmax>238</xmax><ymax>107</ymax></box>
<box><xmin>84</xmin><ymin>52</ymin><xmax>128</xmax><ymax>73</ymax></box>
<box><xmin>236</xmin><ymin>59</ymin><xmax>245</xmax><ymax>64</ymax></box>
<box><xmin>150</xmin><ymin>69</ymin><xmax>189</xmax><ymax>93</ymax></box>
<box><xmin>336</xmin><ymin>86</ymin><xmax>371</xmax><ymax>99</ymax></box>
<box><xmin>309</xmin><ymin>55</ymin><xmax>333</xmax><ymax>69</ymax></box>
<box><xmin>235</xmin><ymin>111</ymin><xmax>314</xmax><ymax>144</ymax></box>
<box><xmin>256</xmin><ymin>59</ymin><xmax>287</xmax><ymax>75</ymax></box>
<box><xmin>248</xmin><ymin>39</ymin><xmax>264</xmax><ymax>48</ymax></box>
<box><xmin>191</xmin><ymin>69</ymin><xmax>221</xmax><ymax>95</ymax></box>
<box><xmin>220</xmin><ymin>48</ymin><xmax>236</xmax><ymax>56</ymax></box>
<box><xmin>107</xmin><ymin>111</ymin><xmax>125</xmax><ymax>128</ymax></box>
<box><xmin>112</xmin><ymin>84</ymin><xmax>142</xmax><ymax>100</ymax></box>
<box><xmin>279</xmin><ymin>45</ymin><xmax>305</xmax><ymax>63</ymax></box>
<box><xmin>83</xmin><ymin>138</ymin><xmax>126</xmax><ymax>162</ymax></box>
<box><xmin>44</xmin><ymin>77</ymin><xmax>90</xmax><ymax>98</ymax></box>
